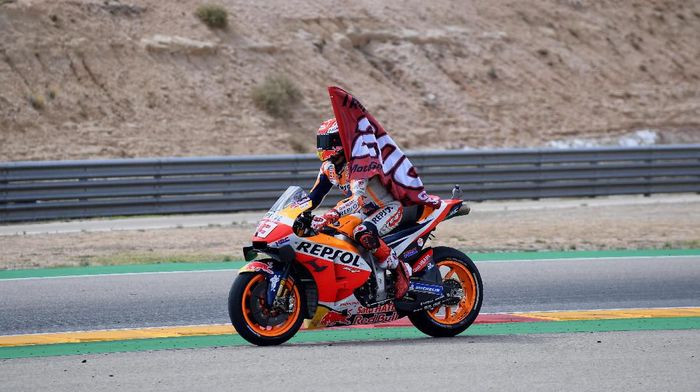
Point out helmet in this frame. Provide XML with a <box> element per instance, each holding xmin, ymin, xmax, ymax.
<box><xmin>316</xmin><ymin>118</ymin><xmax>343</xmax><ymax>161</ymax></box>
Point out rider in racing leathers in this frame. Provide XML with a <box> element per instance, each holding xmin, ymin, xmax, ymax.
<box><xmin>308</xmin><ymin>118</ymin><xmax>412</xmax><ymax>299</ymax></box>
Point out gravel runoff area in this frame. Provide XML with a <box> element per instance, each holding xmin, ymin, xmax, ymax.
<box><xmin>1</xmin><ymin>194</ymin><xmax>699</xmax><ymax>270</ymax></box>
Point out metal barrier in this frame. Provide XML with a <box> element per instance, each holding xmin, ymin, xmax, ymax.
<box><xmin>1</xmin><ymin>145</ymin><xmax>699</xmax><ymax>222</ymax></box>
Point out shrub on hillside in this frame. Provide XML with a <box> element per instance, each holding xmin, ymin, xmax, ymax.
<box><xmin>195</xmin><ymin>4</ymin><xmax>228</xmax><ymax>29</ymax></box>
<box><xmin>251</xmin><ymin>75</ymin><xmax>303</xmax><ymax>118</ymax></box>
<box><xmin>28</xmin><ymin>93</ymin><xmax>45</xmax><ymax>110</ymax></box>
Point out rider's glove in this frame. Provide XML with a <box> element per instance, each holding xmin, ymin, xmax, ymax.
<box><xmin>311</xmin><ymin>209</ymin><xmax>340</xmax><ymax>232</ymax></box>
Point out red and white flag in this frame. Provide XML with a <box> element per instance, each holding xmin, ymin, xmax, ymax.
<box><xmin>328</xmin><ymin>86</ymin><xmax>439</xmax><ymax>207</ymax></box>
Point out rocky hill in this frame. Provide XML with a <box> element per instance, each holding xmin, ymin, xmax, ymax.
<box><xmin>1</xmin><ymin>0</ymin><xmax>699</xmax><ymax>161</ymax></box>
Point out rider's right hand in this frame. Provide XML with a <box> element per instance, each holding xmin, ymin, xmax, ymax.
<box><xmin>310</xmin><ymin>215</ymin><xmax>328</xmax><ymax>232</ymax></box>
<box><xmin>311</xmin><ymin>209</ymin><xmax>340</xmax><ymax>232</ymax></box>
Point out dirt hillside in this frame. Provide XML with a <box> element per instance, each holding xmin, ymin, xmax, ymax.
<box><xmin>1</xmin><ymin>0</ymin><xmax>699</xmax><ymax>161</ymax></box>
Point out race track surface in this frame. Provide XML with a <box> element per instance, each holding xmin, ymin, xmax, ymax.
<box><xmin>1</xmin><ymin>256</ymin><xmax>699</xmax><ymax>335</ymax></box>
<box><xmin>1</xmin><ymin>253</ymin><xmax>699</xmax><ymax>391</ymax></box>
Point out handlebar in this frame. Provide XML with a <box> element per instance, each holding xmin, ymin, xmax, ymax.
<box><xmin>292</xmin><ymin>211</ymin><xmax>314</xmax><ymax>237</ymax></box>
<box><xmin>293</xmin><ymin>211</ymin><xmax>339</xmax><ymax>237</ymax></box>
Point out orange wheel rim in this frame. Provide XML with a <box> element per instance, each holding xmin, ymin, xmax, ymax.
<box><xmin>427</xmin><ymin>259</ymin><xmax>478</xmax><ymax>325</ymax></box>
<box><xmin>241</xmin><ymin>274</ymin><xmax>301</xmax><ymax>337</ymax></box>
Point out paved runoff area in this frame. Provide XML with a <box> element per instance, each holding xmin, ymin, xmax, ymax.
<box><xmin>1</xmin><ymin>329</ymin><xmax>698</xmax><ymax>392</ymax></box>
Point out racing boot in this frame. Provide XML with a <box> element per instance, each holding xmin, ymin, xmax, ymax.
<box><xmin>358</xmin><ymin>230</ymin><xmax>413</xmax><ymax>299</ymax></box>
<box><xmin>392</xmin><ymin>259</ymin><xmax>413</xmax><ymax>299</ymax></box>
<box><xmin>375</xmin><ymin>246</ymin><xmax>412</xmax><ymax>299</ymax></box>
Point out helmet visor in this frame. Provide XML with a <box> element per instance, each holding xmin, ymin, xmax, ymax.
<box><xmin>316</xmin><ymin>132</ymin><xmax>343</xmax><ymax>150</ymax></box>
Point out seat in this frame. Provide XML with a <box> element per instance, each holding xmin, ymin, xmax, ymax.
<box><xmin>381</xmin><ymin>205</ymin><xmax>426</xmax><ymax>245</ymax></box>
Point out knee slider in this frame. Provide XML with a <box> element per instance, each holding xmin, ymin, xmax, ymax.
<box><xmin>353</xmin><ymin>222</ymin><xmax>380</xmax><ymax>251</ymax></box>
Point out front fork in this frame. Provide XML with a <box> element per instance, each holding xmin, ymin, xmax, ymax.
<box><xmin>239</xmin><ymin>245</ymin><xmax>295</xmax><ymax>311</ymax></box>
<box><xmin>238</xmin><ymin>255</ymin><xmax>293</xmax><ymax>309</ymax></box>
<box><xmin>267</xmin><ymin>260</ymin><xmax>293</xmax><ymax>310</ymax></box>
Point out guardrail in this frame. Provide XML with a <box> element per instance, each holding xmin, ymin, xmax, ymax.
<box><xmin>1</xmin><ymin>145</ymin><xmax>699</xmax><ymax>222</ymax></box>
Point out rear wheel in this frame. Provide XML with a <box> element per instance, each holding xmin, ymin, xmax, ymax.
<box><xmin>228</xmin><ymin>271</ymin><xmax>304</xmax><ymax>346</ymax></box>
<box><xmin>408</xmin><ymin>247</ymin><xmax>483</xmax><ymax>337</ymax></box>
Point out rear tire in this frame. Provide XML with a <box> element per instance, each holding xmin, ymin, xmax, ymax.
<box><xmin>228</xmin><ymin>271</ymin><xmax>305</xmax><ymax>346</ymax></box>
<box><xmin>408</xmin><ymin>247</ymin><xmax>483</xmax><ymax>337</ymax></box>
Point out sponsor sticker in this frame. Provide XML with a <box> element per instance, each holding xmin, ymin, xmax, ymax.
<box><xmin>240</xmin><ymin>261</ymin><xmax>274</xmax><ymax>274</ymax></box>
<box><xmin>295</xmin><ymin>241</ymin><xmax>367</xmax><ymax>270</ymax></box>
<box><xmin>412</xmin><ymin>250</ymin><xmax>433</xmax><ymax>273</ymax></box>
<box><xmin>402</xmin><ymin>248</ymin><xmax>419</xmax><ymax>260</ymax></box>
<box><xmin>410</xmin><ymin>282</ymin><xmax>443</xmax><ymax>295</ymax></box>
<box><xmin>273</xmin><ymin>237</ymin><xmax>291</xmax><ymax>247</ymax></box>
<box><xmin>269</xmin><ymin>275</ymin><xmax>280</xmax><ymax>291</ymax></box>
<box><xmin>255</xmin><ymin>220</ymin><xmax>277</xmax><ymax>238</ymax></box>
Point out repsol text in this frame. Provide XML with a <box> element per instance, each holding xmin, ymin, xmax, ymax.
<box><xmin>296</xmin><ymin>242</ymin><xmax>362</xmax><ymax>267</ymax></box>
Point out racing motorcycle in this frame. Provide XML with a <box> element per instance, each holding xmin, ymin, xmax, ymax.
<box><xmin>228</xmin><ymin>186</ymin><xmax>483</xmax><ymax>346</ymax></box>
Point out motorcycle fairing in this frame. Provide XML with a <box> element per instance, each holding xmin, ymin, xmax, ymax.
<box><xmin>292</xmin><ymin>232</ymin><xmax>371</xmax><ymax>303</ymax></box>
<box><xmin>305</xmin><ymin>297</ymin><xmax>400</xmax><ymax>328</ymax></box>
<box><xmin>386</xmin><ymin>199</ymin><xmax>462</xmax><ymax>256</ymax></box>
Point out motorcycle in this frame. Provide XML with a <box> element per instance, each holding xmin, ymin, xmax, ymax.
<box><xmin>228</xmin><ymin>186</ymin><xmax>483</xmax><ymax>346</ymax></box>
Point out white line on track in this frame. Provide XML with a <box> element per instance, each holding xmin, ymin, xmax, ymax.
<box><xmin>1</xmin><ymin>255</ymin><xmax>697</xmax><ymax>282</ymax></box>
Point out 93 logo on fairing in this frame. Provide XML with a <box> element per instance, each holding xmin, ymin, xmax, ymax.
<box><xmin>255</xmin><ymin>220</ymin><xmax>277</xmax><ymax>238</ymax></box>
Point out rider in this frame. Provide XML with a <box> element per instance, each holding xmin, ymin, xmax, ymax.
<box><xmin>308</xmin><ymin>118</ymin><xmax>413</xmax><ymax>299</ymax></box>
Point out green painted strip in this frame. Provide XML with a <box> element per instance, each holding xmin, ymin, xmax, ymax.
<box><xmin>2</xmin><ymin>248</ymin><xmax>699</xmax><ymax>280</ymax></box>
<box><xmin>2</xmin><ymin>317</ymin><xmax>698</xmax><ymax>359</ymax></box>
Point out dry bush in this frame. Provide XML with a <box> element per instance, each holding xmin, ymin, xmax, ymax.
<box><xmin>195</xmin><ymin>4</ymin><xmax>228</xmax><ymax>29</ymax></box>
<box><xmin>251</xmin><ymin>75</ymin><xmax>303</xmax><ymax>117</ymax></box>
<box><xmin>28</xmin><ymin>93</ymin><xmax>45</xmax><ymax>110</ymax></box>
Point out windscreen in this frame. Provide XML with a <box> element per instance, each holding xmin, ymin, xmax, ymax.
<box><xmin>267</xmin><ymin>186</ymin><xmax>310</xmax><ymax>215</ymax></box>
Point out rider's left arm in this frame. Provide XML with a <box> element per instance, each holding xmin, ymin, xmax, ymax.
<box><xmin>311</xmin><ymin>178</ymin><xmax>366</xmax><ymax>230</ymax></box>
<box><xmin>308</xmin><ymin>170</ymin><xmax>333</xmax><ymax>211</ymax></box>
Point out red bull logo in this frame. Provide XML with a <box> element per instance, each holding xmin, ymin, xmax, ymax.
<box><xmin>320</xmin><ymin>311</ymin><xmax>352</xmax><ymax>326</ymax></box>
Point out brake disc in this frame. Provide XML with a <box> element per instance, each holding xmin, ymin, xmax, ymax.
<box><xmin>249</xmin><ymin>280</ymin><xmax>291</xmax><ymax>326</ymax></box>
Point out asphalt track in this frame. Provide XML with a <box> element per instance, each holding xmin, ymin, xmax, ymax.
<box><xmin>2</xmin><ymin>329</ymin><xmax>699</xmax><ymax>392</ymax></box>
<box><xmin>1</xmin><ymin>255</ymin><xmax>699</xmax><ymax>335</ymax></box>
<box><xmin>1</xmin><ymin>253</ymin><xmax>699</xmax><ymax>391</ymax></box>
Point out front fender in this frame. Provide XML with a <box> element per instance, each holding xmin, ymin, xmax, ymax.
<box><xmin>239</xmin><ymin>261</ymin><xmax>275</xmax><ymax>275</ymax></box>
<box><xmin>238</xmin><ymin>245</ymin><xmax>297</xmax><ymax>307</ymax></box>
<box><xmin>238</xmin><ymin>260</ymin><xmax>283</xmax><ymax>306</ymax></box>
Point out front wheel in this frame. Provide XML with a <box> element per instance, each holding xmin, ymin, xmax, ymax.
<box><xmin>228</xmin><ymin>271</ymin><xmax>304</xmax><ymax>346</ymax></box>
<box><xmin>409</xmin><ymin>247</ymin><xmax>483</xmax><ymax>337</ymax></box>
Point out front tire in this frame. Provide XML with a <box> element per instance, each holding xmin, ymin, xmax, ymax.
<box><xmin>409</xmin><ymin>247</ymin><xmax>483</xmax><ymax>337</ymax></box>
<box><xmin>228</xmin><ymin>272</ymin><xmax>304</xmax><ymax>346</ymax></box>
